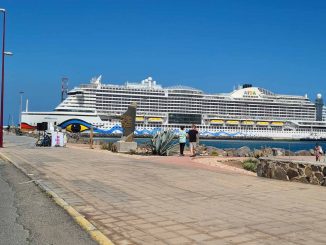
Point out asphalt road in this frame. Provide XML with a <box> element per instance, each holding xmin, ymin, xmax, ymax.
<box><xmin>0</xmin><ymin>160</ymin><xmax>97</xmax><ymax>245</ymax></box>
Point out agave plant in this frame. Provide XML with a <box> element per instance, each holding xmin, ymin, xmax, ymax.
<box><xmin>150</xmin><ymin>130</ymin><xmax>176</xmax><ymax>156</ymax></box>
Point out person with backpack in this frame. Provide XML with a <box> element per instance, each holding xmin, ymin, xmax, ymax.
<box><xmin>178</xmin><ymin>126</ymin><xmax>187</xmax><ymax>156</ymax></box>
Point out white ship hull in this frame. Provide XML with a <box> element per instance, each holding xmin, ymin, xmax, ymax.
<box><xmin>21</xmin><ymin>112</ymin><xmax>326</xmax><ymax>140</ymax></box>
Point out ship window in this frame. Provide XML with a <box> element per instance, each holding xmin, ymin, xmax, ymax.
<box><xmin>168</xmin><ymin>113</ymin><xmax>201</xmax><ymax>125</ymax></box>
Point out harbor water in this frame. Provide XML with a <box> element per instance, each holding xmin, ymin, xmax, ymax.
<box><xmin>94</xmin><ymin>138</ymin><xmax>326</xmax><ymax>152</ymax></box>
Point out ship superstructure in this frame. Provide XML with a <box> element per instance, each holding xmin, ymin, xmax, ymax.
<box><xmin>21</xmin><ymin>76</ymin><xmax>326</xmax><ymax>139</ymax></box>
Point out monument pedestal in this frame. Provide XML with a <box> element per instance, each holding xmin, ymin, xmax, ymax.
<box><xmin>115</xmin><ymin>141</ymin><xmax>137</xmax><ymax>153</ymax></box>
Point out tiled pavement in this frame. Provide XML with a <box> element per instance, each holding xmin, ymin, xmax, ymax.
<box><xmin>2</xmin><ymin>135</ymin><xmax>326</xmax><ymax>245</ymax></box>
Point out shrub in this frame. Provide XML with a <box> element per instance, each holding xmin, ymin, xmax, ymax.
<box><xmin>100</xmin><ymin>142</ymin><xmax>117</xmax><ymax>152</ymax></box>
<box><xmin>150</xmin><ymin>130</ymin><xmax>176</xmax><ymax>156</ymax></box>
<box><xmin>242</xmin><ymin>158</ymin><xmax>258</xmax><ymax>172</ymax></box>
<box><xmin>210</xmin><ymin>150</ymin><xmax>218</xmax><ymax>156</ymax></box>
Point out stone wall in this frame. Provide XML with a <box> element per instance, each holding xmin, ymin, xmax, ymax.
<box><xmin>257</xmin><ymin>158</ymin><xmax>326</xmax><ymax>186</ymax></box>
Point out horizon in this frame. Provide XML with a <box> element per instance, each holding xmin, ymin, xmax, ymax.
<box><xmin>1</xmin><ymin>0</ymin><xmax>326</xmax><ymax>123</ymax></box>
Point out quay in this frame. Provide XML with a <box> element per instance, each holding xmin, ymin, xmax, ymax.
<box><xmin>2</xmin><ymin>135</ymin><xmax>326</xmax><ymax>245</ymax></box>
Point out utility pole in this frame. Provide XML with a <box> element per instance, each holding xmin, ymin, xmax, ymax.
<box><xmin>89</xmin><ymin>126</ymin><xmax>94</xmax><ymax>149</ymax></box>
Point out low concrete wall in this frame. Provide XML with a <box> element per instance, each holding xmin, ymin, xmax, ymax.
<box><xmin>257</xmin><ymin>158</ymin><xmax>326</xmax><ymax>186</ymax></box>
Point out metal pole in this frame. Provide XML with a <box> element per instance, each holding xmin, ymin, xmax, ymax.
<box><xmin>0</xmin><ymin>10</ymin><xmax>6</xmax><ymax>148</ymax></box>
<box><xmin>89</xmin><ymin>126</ymin><xmax>94</xmax><ymax>149</ymax></box>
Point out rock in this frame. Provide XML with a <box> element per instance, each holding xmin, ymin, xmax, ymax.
<box><xmin>289</xmin><ymin>162</ymin><xmax>297</xmax><ymax>169</ymax></box>
<box><xmin>281</xmin><ymin>162</ymin><xmax>290</xmax><ymax>170</ymax></box>
<box><xmin>261</xmin><ymin>147</ymin><xmax>273</xmax><ymax>157</ymax></box>
<box><xmin>295</xmin><ymin>150</ymin><xmax>312</xmax><ymax>156</ymax></box>
<box><xmin>274</xmin><ymin>167</ymin><xmax>288</xmax><ymax>181</ymax></box>
<box><xmin>293</xmin><ymin>176</ymin><xmax>309</xmax><ymax>184</ymax></box>
<box><xmin>298</xmin><ymin>168</ymin><xmax>304</xmax><ymax>175</ymax></box>
<box><xmin>262</xmin><ymin>163</ymin><xmax>271</xmax><ymax>178</ymax></box>
<box><xmin>304</xmin><ymin>166</ymin><xmax>313</xmax><ymax>177</ymax></box>
<box><xmin>225</xmin><ymin>148</ymin><xmax>237</xmax><ymax>157</ymax></box>
<box><xmin>208</xmin><ymin>147</ymin><xmax>226</xmax><ymax>156</ymax></box>
<box><xmin>196</xmin><ymin>144</ymin><xmax>208</xmax><ymax>154</ymax></box>
<box><xmin>314</xmin><ymin>172</ymin><xmax>324</xmax><ymax>182</ymax></box>
<box><xmin>258</xmin><ymin>158</ymin><xmax>326</xmax><ymax>186</ymax></box>
<box><xmin>299</xmin><ymin>163</ymin><xmax>305</xmax><ymax>168</ymax></box>
<box><xmin>311</xmin><ymin>165</ymin><xmax>321</xmax><ymax>172</ymax></box>
<box><xmin>256</xmin><ymin>163</ymin><xmax>263</xmax><ymax>177</ymax></box>
<box><xmin>287</xmin><ymin>168</ymin><xmax>299</xmax><ymax>179</ymax></box>
<box><xmin>284</xmin><ymin>150</ymin><xmax>295</xmax><ymax>156</ymax></box>
<box><xmin>253</xmin><ymin>149</ymin><xmax>263</xmax><ymax>158</ymax></box>
<box><xmin>311</xmin><ymin>177</ymin><xmax>320</xmax><ymax>185</ymax></box>
<box><xmin>236</xmin><ymin>146</ymin><xmax>251</xmax><ymax>157</ymax></box>
<box><xmin>272</xmin><ymin>148</ymin><xmax>283</xmax><ymax>156</ymax></box>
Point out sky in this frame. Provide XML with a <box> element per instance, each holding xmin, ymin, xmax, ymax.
<box><xmin>1</xmin><ymin>0</ymin><xmax>326</xmax><ymax>124</ymax></box>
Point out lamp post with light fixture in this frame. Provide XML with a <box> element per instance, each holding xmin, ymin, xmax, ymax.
<box><xmin>0</xmin><ymin>8</ymin><xmax>13</xmax><ymax>147</ymax></box>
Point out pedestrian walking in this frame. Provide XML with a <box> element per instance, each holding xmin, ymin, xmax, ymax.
<box><xmin>314</xmin><ymin>143</ymin><xmax>322</xmax><ymax>162</ymax></box>
<box><xmin>187</xmin><ymin>124</ymin><xmax>199</xmax><ymax>157</ymax></box>
<box><xmin>319</xmin><ymin>145</ymin><xmax>323</xmax><ymax>162</ymax></box>
<box><xmin>178</xmin><ymin>126</ymin><xmax>186</xmax><ymax>156</ymax></box>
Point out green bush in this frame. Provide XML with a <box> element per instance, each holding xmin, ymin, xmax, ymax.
<box><xmin>100</xmin><ymin>142</ymin><xmax>117</xmax><ymax>152</ymax></box>
<box><xmin>150</xmin><ymin>130</ymin><xmax>176</xmax><ymax>156</ymax></box>
<box><xmin>210</xmin><ymin>150</ymin><xmax>218</xmax><ymax>156</ymax></box>
<box><xmin>242</xmin><ymin>158</ymin><xmax>258</xmax><ymax>172</ymax></box>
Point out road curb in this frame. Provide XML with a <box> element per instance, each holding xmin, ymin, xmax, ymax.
<box><xmin>0</xmin><ymin>152</ymin><xmax>115</xmax><ymax>245</ymax></box>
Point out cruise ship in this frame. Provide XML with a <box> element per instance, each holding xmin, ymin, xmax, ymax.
<box><xmin>21</xmin><ymin>76</ymin><xmax>326</xmax><ymax>139</ymax></box>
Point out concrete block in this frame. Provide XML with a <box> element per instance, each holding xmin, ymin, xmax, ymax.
<box><xmin>114</xmin><ymin>141</ymin><xmax>137</xmax><ymax>153</ymax></box>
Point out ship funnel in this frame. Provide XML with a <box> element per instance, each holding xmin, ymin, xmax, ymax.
<box><xmin>26</xmin><ymin>99</ymin><xmax>29</xmax><ymax>112</ymax></box>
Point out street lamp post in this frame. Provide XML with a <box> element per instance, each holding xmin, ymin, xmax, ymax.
<box><xmin>0</xmin><ymin>8</ymin><xmax>13</xmax><ymax>148</ymax></box>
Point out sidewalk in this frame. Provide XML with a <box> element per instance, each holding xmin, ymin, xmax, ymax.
<box><xmin>2</xmin><ymin>135</ymin><xmax>326</xmax><ymax>245</ymax></box>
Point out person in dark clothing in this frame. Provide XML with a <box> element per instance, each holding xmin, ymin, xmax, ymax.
<box><xmin>187</xmin><ymin>124</ymin><xmax>199</xmax><ymax>157</ymax></box>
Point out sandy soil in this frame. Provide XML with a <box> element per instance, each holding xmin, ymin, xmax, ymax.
<box><xmin>192</xmin><ymin>156</ymin><xmax>256</xmax><ymax>176</ymax></box>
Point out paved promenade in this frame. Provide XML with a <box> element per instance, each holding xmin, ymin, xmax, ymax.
<box><xmin>2</xmin><ymin>135</ymin><xmax>326</xmax><ymax>245</ymax></box>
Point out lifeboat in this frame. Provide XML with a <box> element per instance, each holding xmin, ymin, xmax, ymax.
<box><xmin>148</xmin><ymin>117</ymin><xmax>163</xmax><ymax>122</ymax></box>
<box><xmin>210</xmin><ymin>119</ymin><xmax>224</xmax><ymax>125</ymax></box>
<box><xmin>226</xmin><ymin>120</ymin><xmax>239</xmax><ymax>125</ymax></box>
<box><xmin>242</xmin><ymin>121</ymin><xmax>254</xmax><ymax>125</ymax></box>
<box><xmin>136</xmin><ymin>116</ymin><xmax>144</xmax><ymax>122</ymax></box>
<box><xmin>271</xmin><ymin>121</ymin><xmax>284</xmax><ymax>126</ymax></box>
<box><xmin>257</xmin><ymin>121</ymin><xmax>269</xmax><ymax>126</ymax></box>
